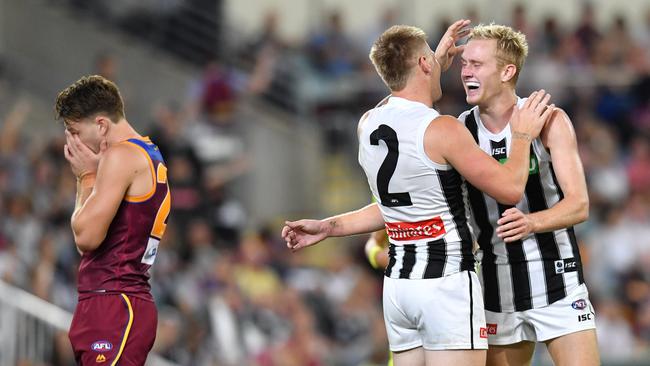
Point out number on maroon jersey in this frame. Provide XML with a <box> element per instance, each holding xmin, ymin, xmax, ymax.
<box><xmin>141</xmin><ymin>164</ymin><xmax>170</xmax><ymax>265</ymax></box>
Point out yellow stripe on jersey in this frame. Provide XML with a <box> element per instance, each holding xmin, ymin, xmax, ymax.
<box><xmin>150</xmin><ymin>187</ymin><xmax>171</xmax><ymax>240</ymax></box>
<box><xmin>156</xmin><ymin>164</ymin><xmax>168</xmax><ymax>184</ymax></box>
<box><xmin>111</xmin><ymin>294</ymin><xmax>134</xmax><ymax>366</ymax></box>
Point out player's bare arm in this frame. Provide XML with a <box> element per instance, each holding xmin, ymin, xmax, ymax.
<box><xmin>496</xmin><ymin>108</ymin><xmax>588</xmax><ymax>242</ymax></box>
<box><xmin>283</xmin><ymin>203</ymin><xmax>385</xmax><ymax>251</ymax></box>
<box><xmin>68</xmin><ymin>142</ymin><xmax>146</xmax><ymax>252</ymax></box>
<box><xmin>428</xmin><ymin>90</ymin><xmax>554</xmax><ymax>204</ymax></box>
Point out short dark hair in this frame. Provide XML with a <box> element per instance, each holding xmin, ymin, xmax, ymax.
<box><xmin>55</xmin><ymin>75</ymin><xmax>125</xmax><ymax>123</ymax></box>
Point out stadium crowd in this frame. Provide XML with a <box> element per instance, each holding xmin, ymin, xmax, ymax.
<box><xmin>1</xmin><ymin>2</ymin><xmax>650</xmax><ymax>365</ymax></box>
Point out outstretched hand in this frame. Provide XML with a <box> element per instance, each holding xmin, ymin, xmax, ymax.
<box><xmin>434</xmin><ymin>19</ymin><xmax>471</xmax><ymax>72</ymax></box>
<box><xmin>282</xmin><ymin>219</ymin><xmax>330</xmax><ymax>252</ymax></box>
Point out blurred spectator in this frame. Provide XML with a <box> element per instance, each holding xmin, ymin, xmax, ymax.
<box><xmin>574</xmin><ymin>2</ymin><xmax>601</xmax><ymax>62</ymax></box>
<box><xmin>94</xmin><ymin>51</ymin><xmax>119</xmax><ymax>81</ymax></box>
<box><xmin>626</xmin><ymin>136</ymin><xmax>650</xmax><ymax>195</ymax></box>
<box><xmin>307</xmin><ymin>11</ymin><xmax>359</xmax><ymax>77</ymax></box>
<box><xmin>596</xmin><ymin>299</ymin><xmax>639</xmax><ymax>361</ymax></box>
<box><xmin>510</xmin><ymin>4</ymin><xmax>536</xmax><ymax>43</ymax></box>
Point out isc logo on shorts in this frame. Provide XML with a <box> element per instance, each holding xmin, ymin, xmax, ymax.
<box><xmin>486</xmin><ymin>323</ymin><xmax>498</xmax><ymax>335</ymax></box>
<box><xmin>578</xmin><ymin>313</ymin><xmax>593</xmax><ymax>322</ymax></box>
<box><xmin>91</xmin><ymin>340</ymin><xmax>113</xmax><ymax>352</ymax></box>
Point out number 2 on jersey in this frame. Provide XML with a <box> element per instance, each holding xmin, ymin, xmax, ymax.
<box><xmin>370</xmin><ymin>125</ymin><xmax>412</xmax><ymax>207</ymax></box>
<box><xmin>141</xmin><ymin>164</ymin><xmax>170</xmax><ymax>265</ymax></box>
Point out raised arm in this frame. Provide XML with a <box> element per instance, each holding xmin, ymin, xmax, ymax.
<box><xmin>427</xmin><ymin>90</ymin><xmax>554</xmax><ymax>204</ymax></box>
<box><xmin>65</xmin><ymin>136</ymin><xmax>138</xmax><ymax>253</ymax></box>
<box><xmin>434</xmin><ymin>19</ymin><xmax>471</xmax><ymax>72</ymax></box>
<box><xmin>496</xmin><ymin>108</ymin><xmax>588</xmax><ymax>242</ymax></box>
<box><xmin>282</xmin><ymin>203</ymin><xmax>385</xmax><ymax>251</ymax></box>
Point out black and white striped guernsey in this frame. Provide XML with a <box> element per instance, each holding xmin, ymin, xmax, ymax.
<box><xmin>358</xmin><ymin>96</ymin><xmax>475</xmax><ymax>280</ymax></box>
<box><xmin>458</xmin><ymin>99</ymin><xmax>584</xmax><ymax>312</ymax></box>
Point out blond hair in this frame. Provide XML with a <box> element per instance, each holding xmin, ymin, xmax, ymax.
<box><xmin>470</xmin><ymin>24</ymin><xmax>529</xmax><ymax>84</ymax></box>
<box><xmin>369</xmin><ymin>25</ymin><xmax>428</xmax><ymax>91</ymax></box>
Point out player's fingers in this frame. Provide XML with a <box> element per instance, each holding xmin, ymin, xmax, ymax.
<box><xmin>284</xmin><ymin>220</ymin><xmax>304</xmax><ymax>231</ymax></box>
<box><xmin>503</xmin><ymin>233</ymin><xmax>524</xmax><ymax>243</ymax></box>
<box><xmin>69</xmin><ymin>136</ymin><xmax>87</xmax><ymax>157</ymax></box>
<box><xmin>496</xmin><ymin>221</ymin><xmax>518</xmax><ymax>233</ymax></box>
<box><xmin>497</xmin><ymin>212</ymin><xmax>522</xmax><ymax>226</ymax></box>
<box><xmin>73</xmin><ymin>135</ymin><xmax>94</xmax><ymax>155</ymax></box>
<box><xmin>447</xmin><ymin>19</ymin><xmax>464</xmax><ymax>33</ymax></box>
<box><xmin>445</xmin><ymin>19</ymin><xmax>468</xmax><ymax>39</ymax></box>
<box><xmin>65</xmin><ymin>131</ymin><xmax>79</xmax><ymax>154</ymax></box>
<box><xmin>531</xmin><ymin>89</ymin><xmax>546</xmax><ymax>106</ymax></box>
<box><xmin>436</xmin><ymin>36</ymin><xmax>454</xmax><ymax>56</ymax></box>
<box><xmin>450</xmin><ymin>44</ymin><xmax>465</xmax><ymax>56</ymax></box>
<box><xmin>535</xmin><ymin>93</ymin><xmax>552</xmax><ymax>114</ymax></box>
<box><xmin>498</xmin><ymin>226</ymin><xmax>522</xmax><ymax>239</ymax></box>
<box><xmin>496</xmin><ymin>215</ymin><xmax>513</xmax><ymax>226</ymax></box>
<box><xmin>281</xmin><ymin>226</ymin><xmax>291</xmax><ymax>238</ymax></box>
<box><xmin>452</xmin><ymin>19</ymin><xmax>471</xmax><ymax>31</ymax></box>
<box><xmin>541</xmin><ymin>104</ymin><xmax>556</xmax><ymax>123</ymax></box>
<box><xmin>63</xmin><ymin>144</ymin><xmax>73</xmax><ymax>161</ymax></box>
<box><xmin>456</xmin><ymin>27</ymin><xmax>471</xmax><ymax>39</ymax></box>
<box><xmin>522</xmin><ymin>91</ymin><xmax>538</xmax><ymax>109</ymax></box>
<box><xmin>501</xmin><ymin>207</ymin><xmax>519</xmax><ymax>216</ymax></box>
<box><xmin>526</xmin><ymin>90</ymin><xmax>546</xmax><ymax>112</ymax></box>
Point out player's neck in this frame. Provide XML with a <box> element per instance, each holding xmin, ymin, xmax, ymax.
<box><xmin>106</xmin><ymin>119</ymin><xmax>142</xmax><ymax>145</ymax></box>
<box><xmin>477</xmin><ymin>89</ymin><xmax>517</xmax><ymax>133</ymax></box>
<box><xmin>392</xmin><ymin>84</ymin><xmax>434</xmax><ymax>108</ymax></box>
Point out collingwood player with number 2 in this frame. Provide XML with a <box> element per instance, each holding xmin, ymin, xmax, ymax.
<box><xmin>458</xmin><ymin>24</ymin><xmax>600</xmax><ymax>365</ymax></box>
<box><xmin>283</xmin><ymin>20</ymin><xmax>555</xmax><ymax>366</ymax></box>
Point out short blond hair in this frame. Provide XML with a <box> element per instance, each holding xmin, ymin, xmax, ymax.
<box><xmin>369</xmin><ymin>25</ymin><xmax>428</xmax><ymax>91</ymax></box>
<box><xmin>470</xmin><ymin>24</ymin><xmax>529</xmax><ymax>84</ymax></box>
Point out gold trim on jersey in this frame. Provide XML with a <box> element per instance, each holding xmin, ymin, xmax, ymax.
<box><xmin>122</xmin><ymin>140</ymin><xmax>157</xmax><ymax>203</ymax></box>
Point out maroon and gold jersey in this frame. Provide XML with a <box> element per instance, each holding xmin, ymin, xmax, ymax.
<box><xmin>77</xmin><ymin>138</ymin><xmax>170</xmax><ymax>301</ymax></box>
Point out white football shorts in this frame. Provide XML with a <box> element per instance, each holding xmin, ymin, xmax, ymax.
<box><xmin>484</xmin><ymin>283</ymin><xmax>596</xmax><ymax>345</ymax></box>
<box><xmin>383</xmin><ymin>270</ymin><xmax>488</xmax><ymax>352</ymax></box>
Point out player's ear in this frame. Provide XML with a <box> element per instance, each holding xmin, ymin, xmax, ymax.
<box><xmin>95</xmin><ymin>116</ymin><xmax>109</xmax><ymax>136</ymax></box>
<box><xmin>419</xmin><ymin>54</ymin><xmax>432</xmax><ymax>75</ymax></box>
<box><xmin>501</xmin><ymin>64</ymin><xmax>517</xmax><ymax>83</ymax></box>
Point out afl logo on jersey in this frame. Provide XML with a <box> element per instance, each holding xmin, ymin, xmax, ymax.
<box><xmin>91</xmin><ymin>341</ymin><xmax>113</xmax><ymax>352</ymax></box>
<box><xmin>572</xmin><ymin>299</ymin><xmax>587</xmax><ymax>310</ymax></box>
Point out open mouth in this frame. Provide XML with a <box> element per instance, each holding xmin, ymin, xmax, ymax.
<box><xmin>466</xmin><ymin>81</ymin><xmax>480</xmax><ymax>91</ymax></box>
